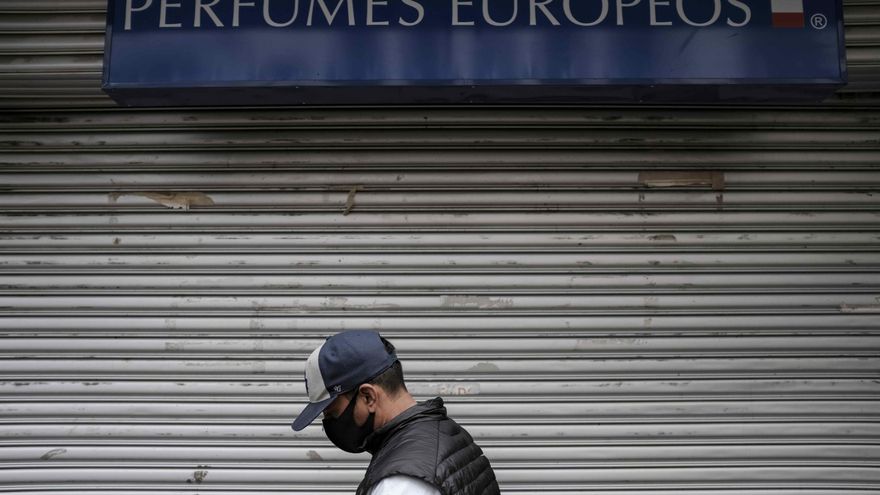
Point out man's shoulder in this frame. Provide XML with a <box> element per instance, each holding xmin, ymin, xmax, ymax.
<box><xmin>375</xmin><ymin>416</ymin><xmax>442</xmax><ymax>465</ymax></box>
<box><xmin>365</xmin><ymin>416</ymin><xmax>444</xmax><ymax>490</ymax></box>
<box><xmin>381</xmin><ymin>410</ymin><xmax>478</xmax><ymax>458</ymax></box>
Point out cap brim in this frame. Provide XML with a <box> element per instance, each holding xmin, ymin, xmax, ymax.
<box><xmin>291</xmin><ymin>396</ymin><xmax>335</xmax><ymax>431</ymax></box>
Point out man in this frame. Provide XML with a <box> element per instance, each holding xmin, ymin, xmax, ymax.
<box><xmin>292</xmin><ymin>330</ymin><xmax>500</xmax><ymax>495</ymax></box>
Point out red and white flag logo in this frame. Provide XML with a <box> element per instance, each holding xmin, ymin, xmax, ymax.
<box><xmin>772</xmin><ymin>0</ymin><xmax>805</xmax><ymax>28</ymax></box>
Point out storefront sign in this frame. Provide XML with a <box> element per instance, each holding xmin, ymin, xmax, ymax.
<box><xmin>103</xmin><ymin>0</ymin><xmax>847</xmax><ymax>105</ymax></box>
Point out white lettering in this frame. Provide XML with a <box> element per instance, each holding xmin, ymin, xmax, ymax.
<box><xmin>159</xmin><ymin>0</ymin><xmax>182</xmax><ymax>28</ymax></box>
<box><xmin>125</xmin><ymin>0</ymin><xmax>153</xmax><ymax>31</ymax></box>
<box><xmin>649</xmin><ymin>0</ymin><xmax>671</xmax><ymax>26</ymax></box>
<box><xmin>129</xmin><ymin>0</ymin><xmax>752</xmax><ymax>31</ymax></box>
<box><xmin>452</xmin><ymin>0</ymin><xmax>474</xmax><ymax>26</ymax></box>
<box><xmin>563</xmin><ymin>0</ymin><xmax>607</xmax><ymax>26</ymax></box>
<box><xmin>616</xmin><ymin>0</ymin><xmax>640</xmax><ymax>26</ymax></box>
<box><xmin>399</xmin><ymin>0</ymin><xmax>425</xmax><ymax>26</ymax></box>
<box><xmin>233</xmin><ymin>0</ymin><xmax>255</xmax><ymax>27</ymax></box>
<box><xmin>307</xmin><ymin>0</ymin><xmax>355</xmax><ymax>26</ymax></box>
<box><xmin>195</xmin><ymin>0</ymin><xmax>224</xmax><ymax>27</ymax></box>
<box><xmin>530</xmin><ymin>0</ymin><xmax>560</xmax><ymax>26</ymax></box>
<box><xmin>367</xmin><ymin>0</ymin><xmax>389</xmax><ymax>25</ymax></box>
<box><xmin>263</xmin><ymin>0</ymin><xmax>300</xmax><ymax>27</ymax></box>
<box><xmin>726</xmin><ymin>0</ymin><xmax>751</xmax><ymax>27</ymax></box>
<box><xmin>676</xmin><ymin>0</ymin><xmax>720</xmax><ymax>27</ymax></box>
<box><xmin>483</xmin><ymin>0</ymin><xmax>518</xmax><ymax>27</ymax></box>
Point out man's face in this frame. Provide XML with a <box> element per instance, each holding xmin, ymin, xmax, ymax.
<box><xmin>323</xmin><ymin>386</ymin><xmax>375</xmax><ymax>426</ymax></box>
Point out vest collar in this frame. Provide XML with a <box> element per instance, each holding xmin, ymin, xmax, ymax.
<box><xmin>363</xmin><ymin>397</ymin><xmax>446</xmax><ymax>454</ymax></box>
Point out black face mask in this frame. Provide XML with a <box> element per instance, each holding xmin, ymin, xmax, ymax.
<box><xmin>322</xmin><ymin>392</ymin><xmax>375</xmax><ymax>454</ymax></box>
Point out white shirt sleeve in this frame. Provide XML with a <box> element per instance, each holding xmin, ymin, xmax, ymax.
<box><xmin>367</xmin><ymin>475</ymin><xmax>441</xmax><ymax>495</ymax></box>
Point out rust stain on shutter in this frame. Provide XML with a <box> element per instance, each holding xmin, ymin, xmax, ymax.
<box><xmin>343</xmin><ymin>186</ymin><xmax>362</xmax><ymax>216</ymax></box>
<box><xmin>108</xmin><ymin>192</ymin><xmax>215</xmax><ymax>210</ymax></box>
<box><xmin>638</xmin><ymin>171</ymin><xmax>726</xmax><ymax>191</ymax></box>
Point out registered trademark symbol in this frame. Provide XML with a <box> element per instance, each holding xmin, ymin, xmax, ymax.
<box><xmin>811</xmin><ymin>14</ymin><xmax>828</xmax><ymax>30</ymax></box>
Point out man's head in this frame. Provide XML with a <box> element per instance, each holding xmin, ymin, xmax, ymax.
<box><xmin>291</xmin><ymin>330</ymin><xmax>407</xmax><ymax>432</ymax></box>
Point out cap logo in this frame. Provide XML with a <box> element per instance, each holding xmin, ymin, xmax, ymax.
<box><xmin>332</xmin><ymin>385</ymin><xmax>342</xmax><ymax>392</ymax></box>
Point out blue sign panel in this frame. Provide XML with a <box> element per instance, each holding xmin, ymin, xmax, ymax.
<box><xmin>103</xmin><ymin>0</ymin><xmax>847</xmax><ymax>105</ymax></box>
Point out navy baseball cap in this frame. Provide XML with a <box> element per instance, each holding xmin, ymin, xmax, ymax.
<box><xmin>292</xmin><ymin>330</ymin><xmax>397</xmax><ymax>431</ymax></box>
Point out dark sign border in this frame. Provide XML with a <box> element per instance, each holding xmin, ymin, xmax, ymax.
<box><xmin>102</xmin><ymin>0</ymin><xmax>848</xmax><ymax>106</ymax></box>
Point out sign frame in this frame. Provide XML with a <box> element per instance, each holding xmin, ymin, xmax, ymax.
<box><xmin>102</xmin><ymin>0</ymin><xmax>848</xmax><ymax>106</ymax></box>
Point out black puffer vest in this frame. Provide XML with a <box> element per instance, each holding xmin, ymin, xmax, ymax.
<box><xmin>356</xmin><ymin>398</ymin><xmax>500</xmax><ymax>495</ymax></box>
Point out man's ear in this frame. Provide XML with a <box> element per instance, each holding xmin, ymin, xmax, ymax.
<box><xmin>359</xmin><ymin>384</ymin><xmax>380</xmax><ymax>411</ymax></box>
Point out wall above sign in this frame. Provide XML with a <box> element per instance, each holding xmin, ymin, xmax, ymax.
<box><xmin>103</xmin><ymin>0</ymin><xmax>847</xmax><ymax>106</ymax></box>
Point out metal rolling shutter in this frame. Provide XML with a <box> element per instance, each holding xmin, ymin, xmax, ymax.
<box><xmin>2</xmin><ymin>106</ymin><xmax>879</xmax><ymax>494</ymax></box>
<box><xmin>843</xmin><ymin>0</ymin><xmax>880</xmax><ymax>95</ymax></box>
<box><xmin>2</xmin><ymin>3</ymin><xmax>880</xmax><ymax>495</ymax></box>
